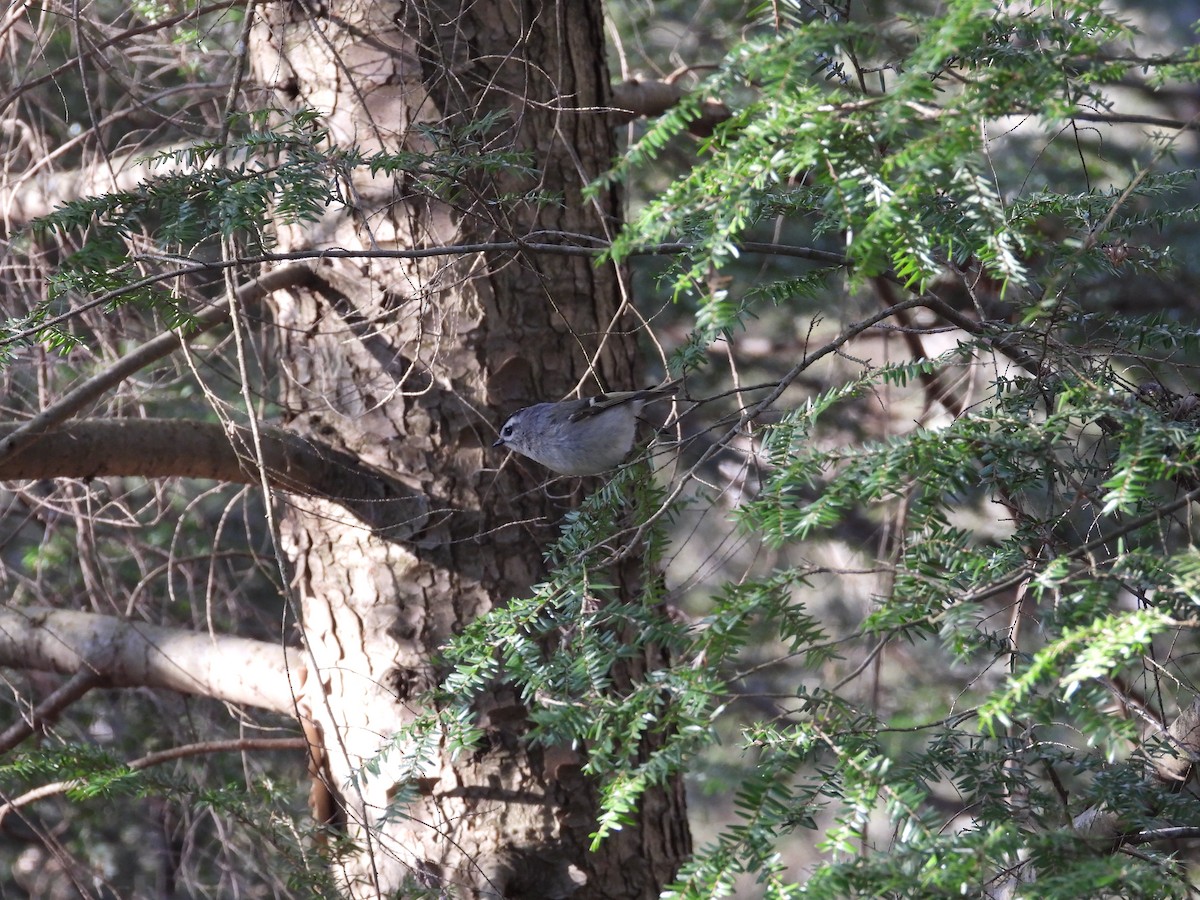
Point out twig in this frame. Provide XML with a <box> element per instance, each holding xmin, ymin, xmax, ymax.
<box><xmin>0</xmin><ymin>671</ymin><xmax>108</xmax><ymax>754</ymax></box>
<box><xmin>605</xmin><ymin>297</ymin><xmax>930</xmax><ymax>559</ymax></box>
<box><xmin>0</xmin><ymin>737</ymin><xmax>309</xmax><ymax>825</ymax></box>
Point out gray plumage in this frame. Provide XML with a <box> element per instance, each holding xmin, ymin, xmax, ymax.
<box><xmin>493</xmin><ymin>381</ymin><xmax>679</xmax><ymax>476</ymax></box>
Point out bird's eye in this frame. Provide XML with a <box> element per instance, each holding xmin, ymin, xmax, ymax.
<box><xmin>501</xmin><ymin>424</ymin><xmax>514</xmax><ymax>438</ymax></box>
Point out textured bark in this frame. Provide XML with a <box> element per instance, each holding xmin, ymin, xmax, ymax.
<box><xmin>249</xmin><ymin>1</ymin><xmax>688</xmax><ymax>896</ymax></box>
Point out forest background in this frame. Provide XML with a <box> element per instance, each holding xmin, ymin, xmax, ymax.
<box><xmin>4</xmin><ymin>0</ymin><xmax>1200</xmax><ymax>898</ymax></box>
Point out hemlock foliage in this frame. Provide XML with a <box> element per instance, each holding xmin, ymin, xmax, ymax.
<box><xmin>570</xmin><ymin>1</ymin><xmax>1200</xmax><ymax>896</ymax></box>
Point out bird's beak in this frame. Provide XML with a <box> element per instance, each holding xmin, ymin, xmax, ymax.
<box><xmin>492</xmin><ymin>437</ymin><xmax>505</xmax><ymax>448</ymax></box>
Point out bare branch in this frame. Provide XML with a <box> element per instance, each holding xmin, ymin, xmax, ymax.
<box><xmin>0</xmin><ymin>670</ymin><xmax>108</xmax><ymax>754</ymax></box>
<box><xmin>0</xmin><ymin>0</ymin><xmax>243</xmax><ymax>118</ymax></box>
<box><xmin>0</xmin><ymin>606</ymin><xmax>304</xmax><ymax>715</ymax></box>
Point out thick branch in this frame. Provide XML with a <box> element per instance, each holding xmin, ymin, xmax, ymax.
<box><xmin>0</xmin><ymin>607</ymin><xmax>303</xmax><ymax>715</ymax></box>
<box><xmin>0</xmin><ymin>418</ymin><xmax>429</xmax><ymax>538</ymax></box>
<box><xmin>610</xmin><ymin>77</ymin><xmax>731</xmax><ymax>136</ymax></box>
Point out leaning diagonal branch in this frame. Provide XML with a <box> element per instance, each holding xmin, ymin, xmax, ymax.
<box><xmin>0</xmin><ymin>264</ymin><xmax>317</xmax><ymax>463</ymax></box>
<box><xmin>0</xmin><ymin>670</ymin><xmax>108</xmax><ymax>754</ymax></box>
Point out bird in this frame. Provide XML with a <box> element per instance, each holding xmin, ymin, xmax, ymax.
<box><xmin>493</xmin><ymin>380</ymin><xmax>680</xmax><ymax>476</ymax></box>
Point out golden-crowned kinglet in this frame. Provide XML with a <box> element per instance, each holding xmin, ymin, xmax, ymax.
<box><xmin>493</xmin><ymin>381</ymin><xmax>679</xmax><ymax>476</ymax></box>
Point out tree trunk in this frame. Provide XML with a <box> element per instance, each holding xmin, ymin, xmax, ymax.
<box><xmin>249</xmin><ymin>1</ymin><xmax>688</xmax><ymax>895</ymax></box>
